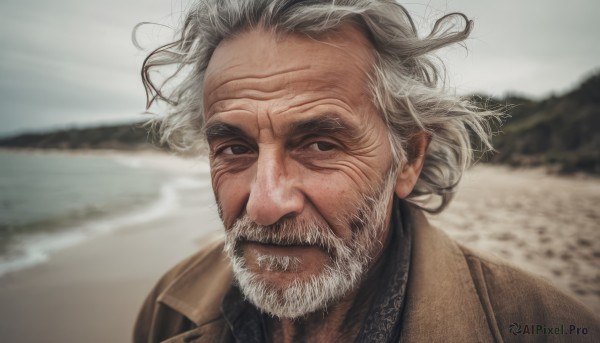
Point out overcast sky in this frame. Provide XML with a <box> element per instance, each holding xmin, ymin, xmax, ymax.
<box><xmin>0</xmin><ymin>0</ymin><xmax>598</xmax><ymax>137</ymax></box>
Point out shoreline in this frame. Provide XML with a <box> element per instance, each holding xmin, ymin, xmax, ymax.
<box><xmin>0</xmin><ymin>154</ymin><xmax>598</xmax><ymax>342</ymax></box>
<box><xmin>0</xmin><ymin>146</ymin><xmax>169</xmax><ymax>157</ymax></box>
<box><xmin>0</xmin><ymin>151</ymin><xmax>212</xmax><ymax>279</ymax></box>
<box><xmin>0</xmin><ymin>151</ymin><xmax>221</xmax><ymax>342</ymax></box>
<box><xmin>1</xmin><ymin>147</ymin><xmax>597</xmax><ymax>179</ymax></box>
<box><xmin>0</xmin><ymin>197</ymin><xmax>223</xmax><ymax>342</ymax></box>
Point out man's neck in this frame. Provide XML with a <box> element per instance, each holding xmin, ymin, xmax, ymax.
<box><xmin>267</xmin><ymin>287</ymin><xmax>365</xmax><ymax>343</ymax></box>
<box><xmin>267</xmin><ymin>219</ymin><xmax>395</xmax><ymax>343</ymax></box>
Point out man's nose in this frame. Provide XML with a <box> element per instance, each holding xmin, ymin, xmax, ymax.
<box><xmin>246</xmin><ymin>153</ymin><xmax>304</xmax><ymax>226</ymax></box>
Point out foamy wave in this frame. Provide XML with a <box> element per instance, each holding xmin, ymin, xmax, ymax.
<box><xmin>112</xmin><ymin>154</ymin><xmax>211</xmax><ymax>174</ymax></box>
<box><xmin>113</xmin><ymin>156</ymin><xmax>144</xmax><ymax>169</ymax></box>
<box><xmin>0</xmin><ymin>176</ymin><xmax>209</xmax><ymax>278</ymax></box>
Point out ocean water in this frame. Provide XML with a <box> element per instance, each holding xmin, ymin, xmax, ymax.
<box><xmin>0</xmin><ymin>151</ymin><xmax>206</xmax><ymax>277</ymax></box>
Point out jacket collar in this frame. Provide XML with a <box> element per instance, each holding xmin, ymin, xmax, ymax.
<box><xmin>400</xmin><ymin>208</ymin><xmax>494</xmax><ymax>342</ymax></box>
<box><xmin>157</xmin><ymin>235</ymin><xmax>232</xmax><ymax>326</ymax></box>
<box><xmin>157</xmin><ymin>207</ymin><xmax>494</xmax><ymax>342</ymax></box>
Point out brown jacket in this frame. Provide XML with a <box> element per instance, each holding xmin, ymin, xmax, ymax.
<box><xmin>133</xmin><ymin>210</ymin><xmax>600</xmax><ymax>342</ymax></box>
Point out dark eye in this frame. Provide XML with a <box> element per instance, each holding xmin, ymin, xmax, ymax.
<box><xmin>223</xmin><ymin>145</ymin><xmax>251</xmax><ymax>155</ymax></box>
<box><xmin>307</xmin><ymin>141</ymin><xmax>336</xmax><ymax>152</ymax></box>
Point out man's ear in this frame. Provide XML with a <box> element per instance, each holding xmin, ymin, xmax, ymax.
<box><xmin>395</xmin><ymin>132</ymin><xmax>430</xmax><ymax>198</ymax></box>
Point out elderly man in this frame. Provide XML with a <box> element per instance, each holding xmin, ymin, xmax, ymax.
<box><xmin>134</xmin><ymin>1</ymin><xmax>600</xmax><ymax>342</ymax></box>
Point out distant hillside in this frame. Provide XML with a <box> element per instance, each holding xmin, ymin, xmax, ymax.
<box><xmin>474</xmin><ymin>71</ymin><xmax>600</xmax><ymax>174</ymax></box>
<box><xmin>1</xmin><ymin>72</ymin><xmax>598</xmax><ymax>173</ymax></box>
<box><xmin>0</xmin><ymin>122</ymin><xmax>163</xmax><ymax>151</ymax></box>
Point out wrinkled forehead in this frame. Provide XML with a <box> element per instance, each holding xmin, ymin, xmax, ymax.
<box><xmin>202</xmin><ymin>23</ymin><xmax>377</xmax><ymax>117</ymax></box>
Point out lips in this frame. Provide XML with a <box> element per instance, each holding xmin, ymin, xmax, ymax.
<box><xmin>241</xmin><ymin>241</ymin><xmax>332</xmax><ymax>274</ymax></box>
<box><xmin>243</xmin><ymin>241</ymin><xmax>322</xmax><ymax>253</ymax></box>
<box><xmin>243</xmin><ymin>239</ymin><xmax>310</xmax><ymax>247</ymax></box>
<box><xmin>239</xmin><ymin>238</ymin><xmax>329</xmax><ymax>253</ymax></box>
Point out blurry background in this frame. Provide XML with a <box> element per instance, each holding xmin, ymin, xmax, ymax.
<box><xmin>0</xmin><ymin>0</ymin><xmax>598</xmax><ymax>342</ymax></box>
<box><xmin>1</xmin><ymin>0</ymin><xmax>599</xmax><ymax>136</ymax></box>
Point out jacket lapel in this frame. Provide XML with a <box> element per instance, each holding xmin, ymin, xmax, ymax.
<box><xmin>161</xmin><ymin>319</ymin><xmax>232</xmax><ymax>343</ymax></box>
<box><xmin>157</xmin><ymin>236</ymin><xmax>233</xmax><ymax>341</ymax></box>
<box><xmin>154</xmin><ymin>210</ymin><xmax>496</xmax><ymax>343</ymax></box>
<box><xmin>400</xmin><ymin>208</ymin><xmax>495</xmax><ymax>342</ymax></box>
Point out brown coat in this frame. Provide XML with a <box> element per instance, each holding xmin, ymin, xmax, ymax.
<box><xmin>133</xmin><ymin>209</ymin><xmax>600</xmax><ymax>342</ymax></box>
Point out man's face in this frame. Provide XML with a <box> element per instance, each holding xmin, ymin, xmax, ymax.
<box><xmin>203</xmin><ymin>24</ymin><xmax>397</xmax><ymax>317</ymax></box>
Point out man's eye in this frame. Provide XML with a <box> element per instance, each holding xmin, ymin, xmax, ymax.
<box><xmin>307</xmin><ymin>142</ymin><xmax>336</xmax><ymax>152</ymax></box>
<box><xmin>222</xmin><ymin>145</ymin><xmax>251</xmax><ymax>155</ymax></box>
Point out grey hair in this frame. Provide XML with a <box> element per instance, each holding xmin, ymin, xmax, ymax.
<box><xmin>140</xmin><ymin>0</ymin><xmax>500</xmax><ymax>213</ymax></box>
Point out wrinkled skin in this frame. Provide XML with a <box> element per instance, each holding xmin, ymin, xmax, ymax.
<box><xmin>203</xmin><ymin>23</ymin><xmax>425</xmax><ymax>343</ymax></box>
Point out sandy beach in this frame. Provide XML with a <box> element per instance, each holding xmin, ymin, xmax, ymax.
<box><xmin>0</xmin><ymin>152</ymin><xmax>223</xmax><ymax>343</ymax></box>
<box><xmin>0</xmin><ymin>153</ymin><xmax>598</xmax><ymax>342</ymax></box>
<box><xmin>431</xmin><ymin>165</ymin><xmax>600</xmax><ymax>314</ymax></box>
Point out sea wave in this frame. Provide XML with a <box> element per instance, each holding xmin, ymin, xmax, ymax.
<box><xmin>0</xmin><ymin>176</ymin><xmax>208</xmax><ymax>278</ymax></box>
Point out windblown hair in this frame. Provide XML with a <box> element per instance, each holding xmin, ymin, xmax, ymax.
<box><xmin>141</xmin><ymin>0</ymin><xmax>500</xmax><ymax>213</ymax></box>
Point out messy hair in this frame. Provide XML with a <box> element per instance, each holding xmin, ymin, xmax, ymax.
<box><xmin>140</xmin><ymin>0</ymin><xmax>500</xmax><ymax>213</ymax></box>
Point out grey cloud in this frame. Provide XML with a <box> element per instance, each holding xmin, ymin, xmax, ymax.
<box><xmin>0</xmin><ymin>0</ymin><xmax>598</xmax><ymax>135</ymax></box>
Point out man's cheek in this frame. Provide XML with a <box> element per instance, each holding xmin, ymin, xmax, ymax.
<box><xmin>327</xmin><ymin>159</ymin><xmax>385</xmax><ymax>191</ymax></box>
<box><xmin>302</xmin><ymin>167</ymin><xmax>370</xmax><ymax>202</ymax></box>
<box><xmin>211</xmin><ymin>174</ymin><xmax>251</xmax><ymax>229</ymax></box>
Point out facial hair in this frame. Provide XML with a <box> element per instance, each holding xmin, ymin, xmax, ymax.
<box><xmin>223</xmin><ymin>166</ymin><xmax>397</xmax><ymax>319</ymax></box>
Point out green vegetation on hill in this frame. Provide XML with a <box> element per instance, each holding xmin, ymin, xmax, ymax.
<box><xmin>1</xmin><ymin>71</ymin><xmax>598</xmax><ymax>173</ymax></box>
<box><xmin>0</xmin><ymin>122</ymin><xmax>164</xmax><ymax>151</ymax></box>
<box><xmin>472</xmin><ymin>71</ymin><xmax>600</xmax><ymax>174</ymax></box>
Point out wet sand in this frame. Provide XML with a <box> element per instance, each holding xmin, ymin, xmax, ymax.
<box><xmin>0</xmin><ymin>153</ymin><xmax>223</xmax><ymax>343</ymax></box>
<box><xmin>0</xmin><ymin>157</ymin><xmax>598</xmax><ymax>342</ymax></box>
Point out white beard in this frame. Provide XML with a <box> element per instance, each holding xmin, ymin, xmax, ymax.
<box><xmin>223</xmin><ymin>168</ymin><xmax>397</xmax><ymax>319</ymax></box>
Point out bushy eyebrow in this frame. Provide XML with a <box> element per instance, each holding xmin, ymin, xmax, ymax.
<box><xmin>204</xmin><ymin>113</ymin><xmax>361</xmax><ymax>144</ymax></box>
<box><xmin>288</xmin><ymin>113</ymin><xmax>360</xmax><ymax>139</ymax></box>
<box><xmin>204</xmin><ymin>122</ymin><xmax>252</xmax><ymax>144</ymax></box>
